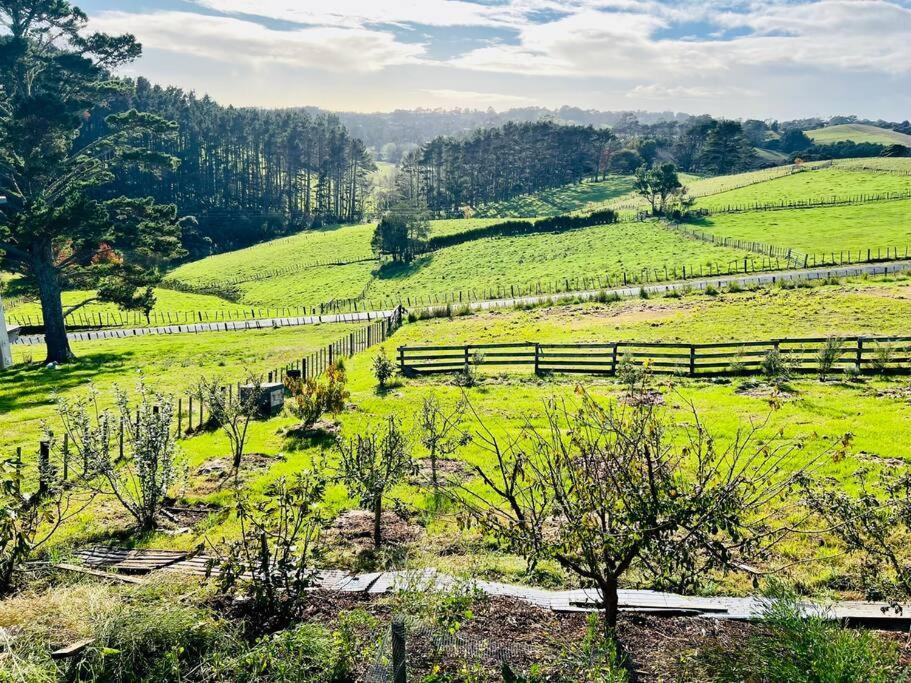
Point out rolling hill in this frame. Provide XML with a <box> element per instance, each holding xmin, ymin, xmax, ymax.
<box><xmin>806</xmin><ymin>123</ymin><xmax>911</xmax><ymax>146</ymax></box>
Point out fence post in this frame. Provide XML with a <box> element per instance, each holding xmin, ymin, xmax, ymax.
<box><xmin>690</xmin><ymin>345</ymin><xmax>696</xmax><ymax>377</ymax></box>
<box><xmin>391</xmin><ymin>617</ymin><xmax>407</xmax><ymax>683</ymax></box>
<box><xmin>534</xmin><ymin>343</ymin><xmax>540</xmax><ymax>375</ymax></box>
<box><xmin>856</xmin><ymin>338</ymin><xmax>863</xmax><ymax>372</ymax></box>
<box><xmin>398</xmin><ymin>347</ymin><xmax>406</xmax><ymax>374</ymax></box>
<box><xmin>611</xmin><ymin>343</ymin><xmax>619</xmax><ymax>375</ymax></box>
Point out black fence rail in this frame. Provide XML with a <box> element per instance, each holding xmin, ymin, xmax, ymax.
<box><xmin>398</xmin><ymin>334</ymin><xmax>911</xmax><ymax>378</ymax></box>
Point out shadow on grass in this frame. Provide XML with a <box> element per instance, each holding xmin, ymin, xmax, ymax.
<box><xmin>374</xmin><ymin>254</ymin><xmax>433</xmax><ymax>282</ymax></box>
<box><xmin>0</xmin><ymin>352</ymin><xmax>127</xmax><ymax>412</ymax></box>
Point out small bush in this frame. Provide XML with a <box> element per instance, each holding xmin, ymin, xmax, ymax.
<box><xmin>704</xmin><ymin>284</ymin><xmax>719</xmax><ymax>296</ymax></box>
<box><xmin>761</xmin><ymin>348</ymin><xmax>791</xmax><ymax>385</ymax></box>
<box><xmin>698</xmin><ymin>586</ymin><xmax>906</xmax><ymax>683</ymax></box>
<box><xmin>872</xmin><ymin>342</ymin><xmax>896</xmax><ymax>374</ymax></box>
<box><xmin>214</xmin><ymin>623</ymin><xmax>336</xmax><ymax>683</ymax></box>
<box><xmin>285</xmin><ymin>363</ymin><xmax>349</xmax><ymax>430</ymax></box>
<box><xmin>817</xmin><ymin>336</ymin><xmax>844</xmax><ymax>381</ymax></box>
<box><xmin>372</xmin><ymin>348</ymin><xmax>397</xmax><ymax>389</ymax></box>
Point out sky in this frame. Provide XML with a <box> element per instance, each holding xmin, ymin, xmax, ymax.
<box><xmin>77</xmin><ymin>0</ymin><xmax>911</xmax><ymax>120</ymax></box>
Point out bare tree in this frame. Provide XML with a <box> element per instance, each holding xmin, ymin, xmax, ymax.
<box><xmin>338</xmin><ymin>417</ymin><xmax>414</xmax><ymax>548</ymax></box>
<box><xmin>418</xmin><ymin>395</ymin><xmax>469</xmax><ymax>491</ymax></box>
<box><xmin>457</xmin><ymin>387</ymin><xmax>821</xmax><ymax>633</ymax></box>
<box><xmin>198</xmin><ymin>376</ymin><xmax>259</xmax><ymax>478</ymax></box>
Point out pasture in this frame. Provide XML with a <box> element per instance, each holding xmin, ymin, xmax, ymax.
<box><xmin>6</xmin><ymin>275</ymin><xmax>910</xmax><ymax>595</ymax></box>
<box><xmin>3</xmin><ymin>322</ymin><xmax>361</xmax><ymax>455</ymax></box>
<box><xmin>692</xmin><ymin>198</ymin><xmax>911</xmax><ymax>255</ymax></box>
<box><xmin>806</xmin><ymin>123</ymin><xmax>911</xmax><ymax>146</ymax></box>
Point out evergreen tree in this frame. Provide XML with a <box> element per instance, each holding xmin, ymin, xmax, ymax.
<box><xmin>0</xmin><ymin>1</ymin><xmax>187</xmax><ymax>362</ymax></box>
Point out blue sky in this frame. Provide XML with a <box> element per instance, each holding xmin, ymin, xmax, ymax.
<box><xmin>79</xmin><ymin>0</ymin><xmax>911</xmax><ymax>119</ymax></box>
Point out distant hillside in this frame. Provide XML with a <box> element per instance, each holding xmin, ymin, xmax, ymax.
<box><xmin>806</xmin><ymin>124</ymin><xmax>911</xmax><ymax>146</ymax></box>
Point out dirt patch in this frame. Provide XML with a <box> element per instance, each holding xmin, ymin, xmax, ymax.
<box><xmin>411</xmin><ymin>458</ymin><xmax>475</xmax><ymax>486</ymax></box>
<box><xmin>327</xmin><ymin>509</ymin><xmax>423</xmax><ymax>551</ymax></box>
<box><xmin>194</xmin><ymin>453</ymin><xmax>281</xmax><ymax>493</ymax></box>
<box><xmin>281</xmin><ymin>420</ymin><xmax>341</xmax><ymax>438</ymax></box>
<box><xmin>874</xmin><ymin>384</ymin><xmax>911</xmax><ymax>402</ymax></box>
<box><xmin>735</xmin><ymin>382</ymin><xmax>797</xmax><ymax>401</ymax></box>
<box><xmin>161</xmin><ymin>502</ymin><xmax>224</xmax><ymax>528</ymax></box>
<box><xmin>856</xmin><ymin>451</ymin><xmax>907</xmax><ymax>468</ymax></box>
<box><xmin>621</xmin><ymin>389</ymin><xmax>666</xmax><ymax>407</ymax></box>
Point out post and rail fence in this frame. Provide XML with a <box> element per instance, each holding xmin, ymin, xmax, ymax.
<box><xmin>398</xmin><ymin>334</ymin><xmax>911</xmax><ymax>378</ymax></box>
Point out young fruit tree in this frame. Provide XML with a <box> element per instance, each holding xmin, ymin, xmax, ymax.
<box><xmin>0</xmin><ymin>2</ymin><xmax>189</xmax><ymax>363</ymax></box>
<box><xmin>418</xmin><ymin>394</ymin><xmax>469</xmax><ymax>491</ymax></box>
<box><xmin>207</xmin><ymin>471</ymin><xmax>326</xmax><ymax>614</ymax></box>
<box><xmin>198</xmin><ymin>376</ymin><xmax>260</xmax><ymax>477</ymax></box>
<box><xmin>338</xmin><ymin>417</ymin><xmax>414</xmax><ymax>549</ymax></box>
<box><xmin>458</xmin><ymin>386</ymin><xmax>819</xmax><ymax>633</ymax></box>
<box><xmin>0</xmin><ymin>438</ymin><xmax>93</xmax><ymax>593</ymax></box>
<box><xmin>57</xmin><ymin>382</ymin><xmax>182</xmax><ymax>531</ymax></box>
<box><xmin>801</xmin><ymin>461</ymin><xmax>911</xmax><ymax>608</ymax></box>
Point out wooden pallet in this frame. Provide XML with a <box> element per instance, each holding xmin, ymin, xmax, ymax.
<box><xmin>72</xmin><ymin>547</ymin><xmax>188</xmax><ymax>574</ymax></box>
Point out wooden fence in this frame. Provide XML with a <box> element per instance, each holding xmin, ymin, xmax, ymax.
<box><xmin>173</xmin><ymin>306</ymin><xmax>404</xmax><ymax>436</ymax></box>
<box><xmin>398</xmin><ymin>334</ymin><xmax>911</xmax><ymax>377</ymax></box>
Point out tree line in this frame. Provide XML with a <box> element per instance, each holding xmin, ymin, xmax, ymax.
<box><xmin>81</xmin><ymin>78</ymin><xmax>376</xmax><ymax>256</ymax></box>
<box><xmin>394</xmin><ymin>121</ymin><xmax>615</xmax><ymax>215</ymax></box>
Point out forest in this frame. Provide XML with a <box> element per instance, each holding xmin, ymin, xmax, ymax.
<box><xmin>82</xmin><ymin>79</ymin><xmax>376</xmax><ymax>256</ymax></box>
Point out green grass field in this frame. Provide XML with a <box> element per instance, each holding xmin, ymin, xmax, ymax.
<box><xmin>10</xmin><ymin>275</ymin><xmax>909</xmax><ymax>594</ymax></box>
<box><xmin>694</xmin><ymin>167</ymin><xmax>911</xmax><ymax>212</ymax></box>
<box><xmin>806</xmin><ymin>123</ymin><xmax>911</xmax><ymax>146</ymax></box>
<box><xmin>3</xmin><ymin>323</ymin><xmax>361</xmax><ymax>456</ymax></box>
<box><xmin>693</xmin><ymin>198</ymin><xmax>911</xmax><ymax>255</ymax></box>
<box><xmin>4</xmin><ymin>288</ymin><xmax>245</xmax><ymax>327</ymax></box>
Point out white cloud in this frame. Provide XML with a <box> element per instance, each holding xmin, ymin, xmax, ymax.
<box><xmin>91</xmin><ymin>11</ymin><xmax>424</xmax><ymax>73</ymax></box>
<box><xmin>191</xmin><ymin>0</ymin><xmax>516</xmax><ymax>28</ymax></box>
<box><xmin>450</xmin><ymin>0</ymin><xmax>911</xmax><ymax>77</ymax></box>
<box><xmin>629</xmin><ymin>83</ymin><xmax>759</xmax><ymax>100</ymax></box>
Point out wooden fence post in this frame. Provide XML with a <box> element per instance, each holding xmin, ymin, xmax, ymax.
<box><xmin>689</xmin><ymin>345</ymin><xmax>696</xmax><ymax>377</ymax></box>
<box><xmin>611</xmin><ymin>343</ymin><xmax>619</xmax><ymax>375</ymax></box>
<box><xmin>533</xmin><ymin>343</ymin><xmax>540</xmax><ymax>375</ymax></box>
<box><xmin>856</xmin><ymin>338</ymin><xmax>864</xmax><ymax>372</ymax></box>
<box><xmin>398</xmin><ymin>347</ymin><xmax>406</xmax><ymax>373</ymax></box>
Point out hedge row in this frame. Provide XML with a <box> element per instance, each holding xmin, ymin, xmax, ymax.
<box><xmin>422</xmin><ymin>209</ymin><xmax>619</xmax><ymax>252</ymax></box>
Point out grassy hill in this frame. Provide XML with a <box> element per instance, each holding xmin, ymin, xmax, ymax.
<box><xmin>693</xmin><ymin>198</ymin><xmax>911</xmax><ymax>255</ymax></box>
<box><xmin>806</xmin><ymin>123</ymin><xmax>911</xmax><ymax>146</ymax></box>
<box><xmin>471</xmin><ymin>175</ymin><xmax>638</xmax><ymax>218</ymax></box>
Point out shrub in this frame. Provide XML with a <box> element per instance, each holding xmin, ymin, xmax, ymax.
<box><xmin>58</xmin><ymin>382</ymin><xmax>182</xmax><ymax>531</ymax></box>
<box><xmin>285</xmin><ymin>363</ymin><xmax>349</xmax><ymax>431</ymax></box>
<box><xmin>872</xmin><ymin>342</ymin><xmax>896</xmax><ymax>374</ymax></box>
<box><xmin>372</xmin><ymin>348</ymin><xmax>397</xmax><ymax>389</ymax></box>
<box><xmin>761</xmin><ymin>348</ymin><xmax>791</xmax><ymax>385</ymax></box>
<box><xmin>207</xmin><ymin>472</ymin><xmax>326</xmax><ymax>614</ymax></box>
<box><xmin>212</xmin><ymin>623</ymin><xmax>335</xmax><ymax>683</ymax></box>
<box><xmin>418</xmin><ymin>395</ymin><xmax>469</xmax><ymax>491</ymax></box>
<box><xmin>699</xmin><ymin>585</ymin><xmax>905</xmax><ymax>682</ymax></box>
<box><xmin>817</xmin><ymin>336</ymin><xmax>844</xmax><ymax>381</ymax></box>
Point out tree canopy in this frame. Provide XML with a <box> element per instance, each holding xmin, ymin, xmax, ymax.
<box><xmin>0</xmin><ymin>0</ymin><xmax>187</xmax><ymax>362</ymax></box>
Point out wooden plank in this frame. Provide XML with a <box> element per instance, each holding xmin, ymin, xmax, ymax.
<box><xmin>53</xmin><ymin>563</ymin><xmax>145</xmax><ymax>584</ymax></box>
<box><xmin>51</xmin><ymin>638</ymin><xmax>96</xmax><ymax>660</ymax></box>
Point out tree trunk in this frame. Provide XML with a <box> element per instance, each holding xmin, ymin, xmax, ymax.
<box><xmin>601</xmin><ymin>575</ymin><xmax>619</xmax><ymax>633</ymax></box>
<box><xmin>32</xmin><ymin>250</ymin><xmax>74</xmax><ymax>364</ymax></box>
<box><xmin>373</xmin><ymin>497</ymin><xmax>382</xmax><ymax>549</ymax></box>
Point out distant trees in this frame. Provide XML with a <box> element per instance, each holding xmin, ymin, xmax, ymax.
<box><xmin>700</xmin><ymin>120</ymin><xmax>754</xmax><ymax>175</ymax></box>
<box><xmin>82</xmin><ymin>78</ymin><xmax>376</xmax><ymax>255</ymax></box>
<box><xmin>396</xmin><ymin>121</ymin><xmax>615</xmax><ymax>215</ymax></box>
<box><xmin>634</xmin><ymin>164</ymin><xmax>684</xmax><ymax>215</ymax></box>
<box><xmin>778</xmin><ymin>128</ymin><xmax>812</xmax><ymax>154</ymax></box>
<box><xmin>371</xmin><ymin>204</ymin><xmax>429</xmax><ymax>262</ymax></box>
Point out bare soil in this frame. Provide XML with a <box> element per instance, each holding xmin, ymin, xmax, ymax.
<box><xmin>327</xmin><ymin>509</ymin><xmax>424</xmax><ymax>551</ymax></box>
